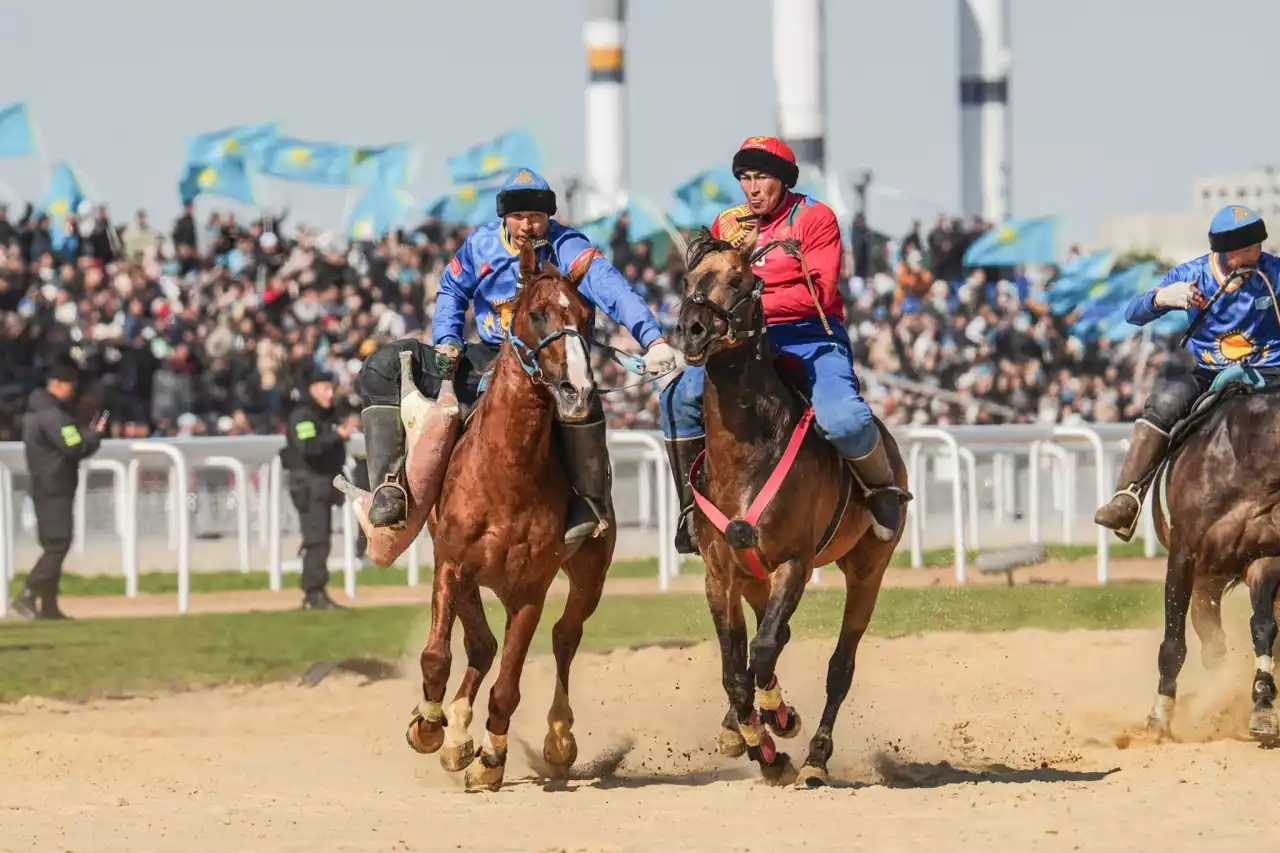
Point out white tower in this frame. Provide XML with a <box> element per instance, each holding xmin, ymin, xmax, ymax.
<box><xmin>583</xmin><ymin>0</ymin><xmax>628</xmax><ymax>219</ymax></box>
<box><xmin>770</xmin><ymin>0</ymin><xmax>826</xmax><ymax>178</ymax></box>
<box><xmin>958</xmin><ymin>0</ymin><xmax>1011</xmax><ymax>223</ymax></box>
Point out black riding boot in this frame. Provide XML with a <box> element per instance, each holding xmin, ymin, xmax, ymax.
<box><xmin>362</xmin><ymin>405</ymin><xmax>408</xmax><ymax>528</ymax></box>
<box><xmin>664</xmin><ymin>436</ymin><xmax>704</xmax><ymax>555</ymax></box>
<box><xmin>848</xmin><ymin>434</ymin><xmax>911</xmax><ymax>543</ymax></box>
<box><xmin>10</xmin><ymin>587</ymin><xmax>38</xmax><ymax>620</ymax></box>
<box><xmin>557</xmin><ymin>416</ymin><xmax>612</xmax><ymax>544</ymax></box>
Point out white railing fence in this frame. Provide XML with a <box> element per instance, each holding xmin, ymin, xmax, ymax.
<box><xmin>0</xmin><ymin>424</ymin><xmax>1155</xmax><ymax>616</ymax></box>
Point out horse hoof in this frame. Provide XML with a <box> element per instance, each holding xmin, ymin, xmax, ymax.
<box><xmin>765</xmin><ymin>705</ymin><xmax>802</xmax><ymax>740</ymax></box>
<box><xmin>1250</xmin><ymin>707</ymin><xmax>1280</xmax><ymax>743</ymax></box>
<box><xmin>440</xmin><ymin>737</ymin><xmax>475</xmax><ymax>772</ymax></box>
<box><xmin>464</xmin><ymin>753</ymin><xmax>506</xmax><ymax>792</ymax></box>
<box><xmin>1144</xmin><ymin>714</ymin><xmax>1173</xmax><ymax>743</ymax></box>
<box><xmin>717</xmin><ymin>727</ymin><xmax>748</xmax><ymax>758</ymax></box>
<box><xmin>543</xmin><ymin>730</ymin><xmax>578</xmax><ymax>777</ymax></box>
<box><xmin>406</xmin><ymin>719</ymin><xmax>444</xmax><ymax>755</ymax></box>
<box><xmin>794</xmin><ymin>764</ymin><xmax>828</xmax><ymax>789</ymax></box>
<box><xmin>759</xmin><ymin>753</ymin><xmax>798</xmax><ymax>788</ymax></box>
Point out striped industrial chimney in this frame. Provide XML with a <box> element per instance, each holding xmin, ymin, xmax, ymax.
<box><xmin>583</xmin><ymin>0</ymin><xmax>627</xmax><ymax>219</ymax></box>
<box><xmin>958</xmin><ymin>0</ymin><xmax>1011</xmax><ymax>224</ymax></box>
<box><xmin>770</xmin><ymin>0</ymin><xmax>826</xmax><ymax>177</ymax></box>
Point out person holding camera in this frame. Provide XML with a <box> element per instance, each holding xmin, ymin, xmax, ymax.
<box><xmin>10</xmin><ymin>363</ymin><xmax>108</xmax><ymax>620</ymax></box>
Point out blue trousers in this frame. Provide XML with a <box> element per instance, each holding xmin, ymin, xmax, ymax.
<box><xmin>660</xmin><ymin>317</ymin><xmax>879</xmax><ymax>458</ymax></box>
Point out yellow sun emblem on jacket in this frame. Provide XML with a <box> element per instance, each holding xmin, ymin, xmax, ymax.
<box><xmin>1216</xmin><ymin>329</ymin><xmax>1256</xmax><ymax>362</ymax></box>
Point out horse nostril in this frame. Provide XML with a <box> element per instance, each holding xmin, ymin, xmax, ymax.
<box><xmin>558</xmin><ymin>381</ymin><xmax>578</xmax><ymax>400</ymax></box>
<box><xmin>689</xmin><ymin>321</ymin><xmax>706</xmax><ymax>340</ymax></box>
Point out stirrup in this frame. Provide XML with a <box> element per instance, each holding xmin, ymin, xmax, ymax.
<box><xmin>1099</xmin><ymin>485</ymin><xmax>1144</xmax><ymax>540</ymax></box>
<box><xmin>369</xmin><ymin>479</ymin><xmax>409</xmax><ymax>529</ymax></box>
<box><xmin>566</xmin><ymin>494</ymin><xmax>609</xmax><ymax>541</ymax></box>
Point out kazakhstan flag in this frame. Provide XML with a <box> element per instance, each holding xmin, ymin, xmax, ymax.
<box><xmin>348</xmin><ymin>185</ymin><xmax>415</xmax><ymax>241</ymax></box>
<box><xmin>962</xmin><ymin>216</ymin><xmax>1058</xmax><ymax>267</ymax></box>
<box><xmin>351</xmin><ymin>143</ymin><xmax>411</xmax><ymax>188</ymax></box>
<box><xmin>185</xmin><ymin>122</ymin><xmax>278</xmax><ymax>170</ymax></box>
<box><xmin>259</xmin><ymin>137</ymin><xmax>355</xmax><ymax>186</ymax></box>
<box><xmin>575</xmin><ymin>203</ymin><xmax>667</xmax><ymax>261</ymax></box>
<box><xmin>179</xmin><ymin>159</ymin><xmax>257</xmax><ymax>206</ymax></box>
<box><xmin>668</xmin><ymin>167</ymin><xmax>739</xmax><ymax>229</ymax></box>
<box><xmin>423</xmin><ymin>183</ymin><xmax>502</xmax><ymax>226</ymax></box>
<box><xmin>0</xmin><ymin>103</ymin><xmax>34</xmax><ymax>159</ymax></box>
<box><xmin>37</xmin><ymin>163</ymin><xmax>86</xmax><ymax>220</ymax></box>
<box><xmin>447</xmin><ymin>126</ymin><xmax>540</xmax><ymax>185</ymax></box>
<box><xmin>1069</xmin><ymin>261</ymin><xmax>1158</xmax><ymax>340</ymax></box>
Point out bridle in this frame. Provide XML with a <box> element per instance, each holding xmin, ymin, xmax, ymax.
<box><xmin>508</xmin><ymin>326</ymin><xmax>591</xmax><ymax>387</ymax></box>
<box><xmin>683</xmin><ymin>239</ymin><xmax>796</xmax><ymax>353</ymax></box>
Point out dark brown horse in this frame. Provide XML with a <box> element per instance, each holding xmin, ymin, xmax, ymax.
<box><xmin>1147</xmin><ymin>381</ymin><xmax>1280</xmax><ymax>743</ymax></box>
<box><xmin>402</xmin><ymin>241</ymin><xmax>616</xmax><ymax>791</ymax></box>
<box><xmin>675</xmin><ymin>234</ymin><xmax>909</xmax><ymax>787</ymax></box>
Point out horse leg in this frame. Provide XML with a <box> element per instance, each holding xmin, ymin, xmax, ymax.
<box><xmin>1246</xmin><ymin>558</ymin><xmax>1280</xmax><ymax>742</ymax></box>
<box><xmin>407</xmin><ymin>560</ymin><xmax>461</xmax><ymax>755</ymax></box>
<box><xmin>1148</xmin><ymin>545</ymin><xmax>1195</xmax><ymax>739</ymax></box>
<box><xmin>742</xmin><ymin>578</ymin><xmax>800</xmax><ymax>740</ymax></box>
<box><xmin>705</xmin><ymin>567</ymin><xmax>753</xmax><ymax>760</ymax></box>
<box><xmin>1190</xmin><ymin>575</ymin><xmax>1230</xmax><ymax>671</ymax></box>
<box><xmin>544</xmin><ymin>552</ymin><xmax>608</xmax><ymax>777</ymax></box>
<box><xmin>743</xmin><ymin>558</ymin><xmax>810</xmax><ymax>786</ymax></box>
<box><xmin>797</xmin><ymin>536</ymin><xmax>892</xmax><ymax>789</ymax></box>
<box><xmin>439</xmin><ymin>582</ymin><xmax>496</xmax><ymax>772</ymax></box>
<box><xmin>465</xmin><ymin>599</ymin><xmax>546</xmax><ymax>792</ymax></box>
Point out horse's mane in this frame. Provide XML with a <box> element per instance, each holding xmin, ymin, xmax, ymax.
<box><xmin>685</xmin><ymin>228</ymin><xmax>741</xmax><ymax>273</ymax></box>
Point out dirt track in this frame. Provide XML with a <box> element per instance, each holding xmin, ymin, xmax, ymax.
<box><xmin>3</xmin><ymin>620</ymin><xmax>1276</xmax><ymax>852</ymax></box>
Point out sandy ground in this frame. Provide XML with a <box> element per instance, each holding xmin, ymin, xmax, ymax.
<box><xmin>3</xmin><ymin>618</ymin><xmax>1277</xmax><ymax>852</ymax></box>
<box><xmin>36</xmin><ymin>556</ymin><xmax>1170</xmax><ymax>620</ymax></box>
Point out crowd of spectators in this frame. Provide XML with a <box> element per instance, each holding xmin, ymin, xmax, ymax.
<box><xmin>0</xmin><ymin>198</ymin><xmax>1183</xmax><ymax>442</ymax></box>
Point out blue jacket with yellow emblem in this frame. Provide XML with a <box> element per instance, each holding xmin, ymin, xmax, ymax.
<box><xmin>1127</xmin><ymin>251</ymin><xmax>1280</xmax><ymax>369</ymax></box>
<box><xmin>432</xmin><ymin>220</ymin><xmax>663</xmax><ymax>350</ymax></box>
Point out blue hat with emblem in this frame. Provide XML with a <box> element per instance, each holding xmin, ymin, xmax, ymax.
<box><xmin>496</xmin><ymin>168</ymin><xmax>557</xmax><ymax>218</ymax></box>
<box><xmin>1209</xmin><ymin>204</ymin><xmax>1267</xmax><ymax>253</ymax></box>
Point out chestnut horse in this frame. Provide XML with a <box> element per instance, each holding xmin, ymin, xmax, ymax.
<box><xmin>403</xmin><ymin>241</ymin><xmax>616</xmax><ymax>791</ymax></box>
<box><xmin>1146</xmin><ymin>375</ymin><xmax>1280</xmax><ymax>744</ymax></box>
<box><xmin>675</xmin><ymin>233</ymin><xmax>909</xmax><ymax>788</ymax></box>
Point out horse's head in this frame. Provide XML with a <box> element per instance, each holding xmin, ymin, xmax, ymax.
<box><xmin>676</xmin><ymin>229</ymin><xmax>764</xmax><ymax>366</ymax></box>
<box><xmin>507</xmin><ymin>240</ymin><xmax>596</xmax><ymax>421</ymax></box>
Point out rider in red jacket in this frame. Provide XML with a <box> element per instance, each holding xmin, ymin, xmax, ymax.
<box><xmin>661</xmin><ymin>136</ymin><xmax>907</xmax><ymax>553</ymax></box>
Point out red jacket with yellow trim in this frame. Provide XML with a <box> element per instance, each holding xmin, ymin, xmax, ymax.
<box><xmin>433</xmin><ymin>220</ymin><xmax>663</xmax><ymax>349</ymax></box>
<box><xmin>710</xmin><ymin>192</ymin><xmax>846</xmax><ymax>325</ymax></box>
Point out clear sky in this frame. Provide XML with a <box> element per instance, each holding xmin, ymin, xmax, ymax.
<box><xmin>1</xmin><ymin>0</ymin><xmax>1275</xmax><ymax>243</ymax></box>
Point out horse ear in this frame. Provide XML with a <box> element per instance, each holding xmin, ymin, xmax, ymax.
<box><xmin>566</xmin><ymin>252</ymin><xmax>593</xmax><ymax>289</ymax></box>
<box><xmin>518</xmin><ymin>240</ymin><xmax>538</xmax><ymax>282</ymax></box>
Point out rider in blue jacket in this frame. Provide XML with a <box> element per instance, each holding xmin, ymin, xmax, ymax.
<box><xmin>1095</xmin><ymin>204</ymin><xmax>1280</xmax><ymax>539</ymax></box>
<box><xmin>358</xmin><ymin>169</ymin><xmax>678</xmax><ymax>544</ymax></box>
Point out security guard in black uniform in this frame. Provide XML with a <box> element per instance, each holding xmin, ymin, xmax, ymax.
<box><xmin>281</xmin><ymin>369</ymin><xmax>350</xmax><ymax>611</ymax></box>
<box><xmin>11</xmin><ymin>362</ymin><xmax>108</xmax><ymax>620</ymax></box>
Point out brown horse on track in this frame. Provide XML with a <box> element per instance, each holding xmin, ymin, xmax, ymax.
<box><xmin>675</xmin><ymin>233</ymin><xmax>909</xmax><ymax>788</ymax></box>
<box><xmin>1147</xmin><ymin>383</ymin><xmax>1280</xmax><ymax>744</ymax></box>
<box><xmin>403</xmin><ymin>240</ymin><xmax>616</xmax><ymax>791</ymax></box>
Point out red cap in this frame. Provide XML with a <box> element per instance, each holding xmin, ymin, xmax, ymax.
<box><xmin>732</xmin><ymin>136</ymin><xmax>800</xmax><ymax>187</ymax></box>
<box><xmin>737</xmin><ymin>136</ymin><xmax>797</xmax><ymax>165</ymax></box>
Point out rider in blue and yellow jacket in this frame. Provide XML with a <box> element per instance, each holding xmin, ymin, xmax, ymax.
<box><xmin>358</xmin><ymin>169</ymin><xmax>678</xmax><ymax>544</ymax></box>
<box><xmin>1095</xmin><ymin>204</ymin><xmax>1280</xmax><ymax>539</ymax></box>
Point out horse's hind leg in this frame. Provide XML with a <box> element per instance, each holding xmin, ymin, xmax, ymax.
<box><xmin>1246</xmin><ymin>558</ymin><xmax>1280</xmax><ymax>742</ymax></box>
<box><xmin>465</xmin><ymin>598</ymin><xmax>546</xmax><ymax>792</ymax></box>
<box><xmin>1148</xmin><ymin>545</ymin><xmax>1195</xmax><ymax>739</ymax></box>
<box><xmin>1190</xmin><ymin>575</ymin><xmax>1230</xmax><ymax>670</ymax></box>
<box><xmin>439</xmin><ymin>582</ymin><xmax>497</xmax><ymax>772</ymax></box>
<box><xmin>797</xmin><ymin>536</ymin><xmax>892</xmax><ymax>789</ymax></box>
<box><xmin>407</xmin><ymin>561</ymin><xmax>462</xmax><ymax>755</ymax></box>
<box><xmin>743</xmin><ymin>579</ymin><xmax>800</xmax><ymax>741</ymax></box>
<box><xmin>544</xmin><ymin>547</ymin><xmax>609</xmax><ymax>778</ymax></box>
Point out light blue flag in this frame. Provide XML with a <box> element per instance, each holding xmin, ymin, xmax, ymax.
<box><xmin>259</xmin><ymin>137</ymin><xmax>355</xmax><ymax>186</ymax></box>
<box><xmin>185</xmin><ymin>122</ymin><xmax>277</xmax><ymax>170</ymax></box>
<box><xmin>1069</xmin><ymin>262</ymin><xmax>1158</xmax><ymax>339</ymax></box>
<box><xmin>1048</xmin><ymin>251</ymin><xmax>1118</xmax><ymax>315</ymax></box>
<box><xmin>37</xmin><ymin>163</ymin><xmax>86</xmax><ymax>220</ymax></box>
<box><xmin>963</xmin><ymin>216</ymin><xmax>1057</xmax><ymax>267</ymax></box>
<box><xmin>576</xmin><ymin>203</ymin><xmax>666</xmax><ymax>260</ymax></box>
<box><xmin>422</xmin><ymin>183</ymin><xmax>502</xmax><ymax>226</ymax></box>
<box><xmin>348</xmin><ymin>185</ymin><xmax>415</xmax><ymax>241</ymax></box>
<box><xmin>447</xmin><ymin>126</ymin><xmax>540</xmax><ymax>184</ymax></box>
<box><xmin>668</xmin><ymin>167</ymin><xmax>740</xmax><ymax>229</ymax></box>
<box><xmin>0</xmin><ymin>103</ymin><xmax>34</xmax><ymax>158</ymax></box>
<box><xmin>351</xmin><ymin>143</ymin><xmax>411</xmax><ymax>188</ymax></box>
<box><xmin>179</xmin><ymin>158</ymin><xmax>257</xmax><ymax>206</ymax></box>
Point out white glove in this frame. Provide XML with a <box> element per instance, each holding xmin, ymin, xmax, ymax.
<box><xmin>1154</xmin><ymin>282</ymin><xmax>1206</xmax><ymax>310</ymax></box>
<box><xmin>642</xmin><ymin>340</ymin><xmax>680</xmax><ymax>374</ymax></box>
